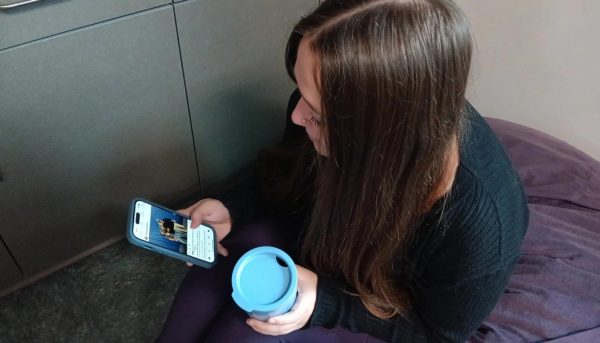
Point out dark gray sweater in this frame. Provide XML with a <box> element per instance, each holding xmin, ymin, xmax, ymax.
<box><xmin>308</xmin><ymin>104</ymin><xmax>529</xmax><ymax>342</ymax></box>
<box><xmin>217</xmin><ymin>92</ymin><xmax>529</xmax><ymax>342</ymax></box>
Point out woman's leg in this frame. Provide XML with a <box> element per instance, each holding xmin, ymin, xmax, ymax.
<box><xmin>156</xmin><ymin>221</ymin><xmax>289</xmax><ymax>343</ymax></box>
<box><xmin>204</xmin><ymin>301</ymin><xmax>385</xmax><ymax>343</ymax></box>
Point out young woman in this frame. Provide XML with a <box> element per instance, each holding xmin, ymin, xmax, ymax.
<box><xmin>157</xmin><ymin>0</ymin><xmax>528</xmax><ymax>342</ymax></box>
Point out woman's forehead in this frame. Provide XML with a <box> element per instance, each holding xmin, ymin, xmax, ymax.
<box><xmin>294</xmin><ymin>38</ymin><xmax>321</xmax><ymax>114</ymax></box>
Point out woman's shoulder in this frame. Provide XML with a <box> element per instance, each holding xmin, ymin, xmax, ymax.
<box><xmin>413</xmin><ymin>105</ymin><xmax>529</xmax><ymax>278</ymax></box>
<box><xmin>458</xmin><ymin>103</ymin><xmax>521</xmax><ymax>185</ymax></box>
<box><xmin>454</xmin><ymin>103</ymin><xmax>529</xmax><ymax>233</ymax></box>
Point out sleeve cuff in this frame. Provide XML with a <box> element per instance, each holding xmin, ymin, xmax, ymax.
<box><xmin>308</xmin><ymin>275</ymin><xmax>346</xmax><ymax>328</ymax></box>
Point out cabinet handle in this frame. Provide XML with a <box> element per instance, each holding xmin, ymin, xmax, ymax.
<box><xmin>0</xmin><ymin>0</ymin><xmax>49</xmax><ymax>10</ymax></box>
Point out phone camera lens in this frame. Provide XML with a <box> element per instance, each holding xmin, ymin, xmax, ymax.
<box><xmin>135</xmin><ymin>213</ymin><xmax>140</xmax><ymax>224</ymax></box>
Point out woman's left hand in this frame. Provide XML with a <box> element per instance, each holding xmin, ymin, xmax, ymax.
<box><xmin>247</xmin><ymin>265</ymin><xmax>318</xmax><ymax>336</ymax></box>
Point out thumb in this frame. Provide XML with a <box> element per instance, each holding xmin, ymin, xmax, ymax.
<box><xmin>188</xmin><ymin>208</ymin><xmax>210</xmax><ymax>229</ymax></box>
<box><xmin>177</xmin><ymin>208</ymin><xmax>200</xmax><ymax>229</ymax></box>
<box><xmin>189</xmin><ymin>214</ymin><xmax>207</xmax><ymax>230</ymax></box>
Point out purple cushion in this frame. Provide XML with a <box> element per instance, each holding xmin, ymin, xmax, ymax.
<box><xmin>470</xmin><ymin>204</ymin><xmax>600</xmax><ymax>342</ymax></box>
<box><xmin>485</xmin><ymin>117</ymin><xmax>600</xmax><ymax>211</ymax></box>
<box><xmin>468</xmin><ymin>118</ymin><xmax>600</xmax><ymax>342</ymax></box>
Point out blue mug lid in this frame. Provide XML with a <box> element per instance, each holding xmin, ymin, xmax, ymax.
<box><xmin>231</xmin><ymin>246</ymin><xmax>297</xmax><ymax>313</ymax></box>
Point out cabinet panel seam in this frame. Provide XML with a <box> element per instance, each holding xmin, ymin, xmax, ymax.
<box><xmin>0</xmin><ymin>235</ymin><xmax>24</xmax><ymax>276</ymax></box>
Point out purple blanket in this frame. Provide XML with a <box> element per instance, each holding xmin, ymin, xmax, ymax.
<box><xmin>468</xmin><ymin>118</ymin><xmax>600</xmax><ymax>342</ymax></box>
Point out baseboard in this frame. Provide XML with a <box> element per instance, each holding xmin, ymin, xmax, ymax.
<box><xmin>0</xmin><ymin>235</ymin><xmax>124</xmax><ymax>298</ymax></box>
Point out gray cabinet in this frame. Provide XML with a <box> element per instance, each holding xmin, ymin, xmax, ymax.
<box><xmin>0</xmin><ymin>5</ymin><xmax>198</xmax><ymax>284</ymax></box>
<box><xmin>0</xmin><ymin>0</ymin><xmax>317</xmax><ymax>296</ymax></box>
<box><xmin>0</xmin><ymin>0</ymin><xmax>170</xmax><ymax>50</ymax></box>
<box><xmin>175</xmin><ymin>0</ymin><xmax>317</xmax><ymax>190</ymax></box>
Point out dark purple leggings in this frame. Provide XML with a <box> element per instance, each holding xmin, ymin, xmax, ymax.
<box><xmin>156</xmin><ymin>222</ymin><xmax>384</xmax><ymax>343</ymax></box>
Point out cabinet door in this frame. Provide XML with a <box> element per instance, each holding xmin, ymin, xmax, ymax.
<box><xmin>174</xmin><ymin>0</ymin><xmax>317</xmax><ymax>191</ymax></box>
<box><xmin>0</xmin><ymin>0</ymin><xmax>170</xmax><ymax>50</ymax></box>
<box><xmin>0</xmin><ymin>5</ymin><xmax>199</xmax><ymax>278</ymax></box>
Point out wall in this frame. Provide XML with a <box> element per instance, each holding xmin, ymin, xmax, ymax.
<box><xmin>455</xmin><ymin>0</ymin><xmax>600</xmax><ymax>160</ymax></box>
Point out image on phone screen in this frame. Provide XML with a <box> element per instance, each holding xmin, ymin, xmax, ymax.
<box><xmin>132</xmin><ymin>200</ymin><xmax>214</xmax><ymax>263</ymax></box>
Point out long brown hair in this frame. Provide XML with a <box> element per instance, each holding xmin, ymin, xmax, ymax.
<box><xmin>285</xmin><ymin>0</ymin><xmax>472</xmax><ymax>318</ymax></box>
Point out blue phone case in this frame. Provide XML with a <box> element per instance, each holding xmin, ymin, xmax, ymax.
<box><xmin>126</xmin><ymin>198</ymin><xmax>217</xmax><ymax>269</ymax></box>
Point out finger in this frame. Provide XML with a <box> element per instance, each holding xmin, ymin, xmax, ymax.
<box><xmin>186</xmin><ymin>262</ymin><xmax>193</xmax><ymax>267</ymax></box>
<box><xmin>217</xmin><ymin>243</ymin><xmax>229</xmax><ymax>257</ymax></box>
<box><xmin>268</xmin><ymin>287</ymin><xmax>310</xmax><ymax>321</ymax></box>
<box><xmin>247</xmin><ymin>318</ymin><xmax>298</xmax><ymax>336</ymax></box>
<box><xmin>266</xmin><ymin>302</ymin><xmax>304</xmax><ymax>325</ymax></box>
<box><xmin>266</xmin><ymin>310</ymin><xmax>301</xmax><ymax>326</ymax></box>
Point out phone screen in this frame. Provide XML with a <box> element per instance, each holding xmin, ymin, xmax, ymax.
<box><xmin>132</xmin><ymin>200</ymin><xmax>215</xmax><ymax>263</ymax></box>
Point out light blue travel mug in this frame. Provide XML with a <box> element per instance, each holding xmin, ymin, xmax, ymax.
<box><xmin>231</xmin><ymin>246</ymin><xmax>298</xmax><ymax>321</ymax></box>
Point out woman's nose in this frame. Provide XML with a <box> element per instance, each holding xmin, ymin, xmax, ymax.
<box><xmin>290</xmin><ymin>101</ymin><xmax>308</xmax><ymax>127</ymax></box>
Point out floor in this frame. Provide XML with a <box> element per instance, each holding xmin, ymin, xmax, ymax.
<box><xmin>0</xmin><ymin>239</ymin><xmax>188</xmax><ymax>343</ymax></box>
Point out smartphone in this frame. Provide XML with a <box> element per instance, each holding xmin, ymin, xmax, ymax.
<box><xmin>126</xmin><ymin>198</ymin><xmax>217</xmax><ymax>268</ymax></box>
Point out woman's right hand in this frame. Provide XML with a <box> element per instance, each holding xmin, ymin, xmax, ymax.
<box><xmin>178</xmin><ymin>198</ymin><xmax>232</xmax><ymax>258</ymax></box>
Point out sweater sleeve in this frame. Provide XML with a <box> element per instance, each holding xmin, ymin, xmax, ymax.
<box><xmin>309</xmin><ymin>265</ymin><xmax>514</xmax><ymax>342</ymax></box>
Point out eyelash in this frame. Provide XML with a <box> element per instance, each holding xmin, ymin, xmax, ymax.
<box><xmin>308</xmin><ymin>116</ymin><xmax>319</xmax><ymax>125</ymax></box>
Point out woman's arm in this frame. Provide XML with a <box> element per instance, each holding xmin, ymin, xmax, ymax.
<box><xmin>310</xmin><ymin>267</ymin><xmax>513</xmax><ymax>342</ymax></box>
